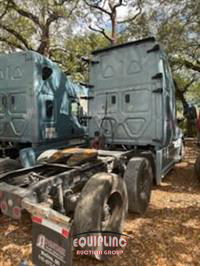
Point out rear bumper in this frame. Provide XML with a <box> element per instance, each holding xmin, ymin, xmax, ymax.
<box><xmin>0</xmin><ymin>182</ymin><xmax>31</xmax><ymax>219</ymax></box>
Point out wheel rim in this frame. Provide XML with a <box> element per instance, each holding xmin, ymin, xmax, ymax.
<box><xmin>102</xmin><ymin>191</ymin><xmax>123</xmax><ymax>230</ymax></box>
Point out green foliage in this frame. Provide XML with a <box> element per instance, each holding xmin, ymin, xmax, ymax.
<box><xmin>186</xmin><ymin>84</ymin><xmax>200</xmax><ymax>106</ymax></box>
<box><xmin>0</xmin><ymin>0</ymin><xmax>79</xmax><ymax>54</ymax></box>
<box><xmin>136</xmin><ymin>0</ymin><xmax>200</xmax><ymax>110</ymax></box>
<box><xmin>0</xmin><ymin>0</ymin><xmax>199</xmax><ymax>103</ymax></box>
<box><xmin>53</xmin><ymin>33</ymin><xmax>108</xmax><ymax>82</ymax></box>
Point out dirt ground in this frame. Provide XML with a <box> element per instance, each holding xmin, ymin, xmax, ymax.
<box><xmin>1</xmin><ymin>139</ymin><xmax>200</xmax><ymax>266</ymax></box>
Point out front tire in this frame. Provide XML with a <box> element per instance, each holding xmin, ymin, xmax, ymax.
<box><xmin>124</xmin><ymin>157</ymin><xmax>153</xmax><ymax>215</ymax></box>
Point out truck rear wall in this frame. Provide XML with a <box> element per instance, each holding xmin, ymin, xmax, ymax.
<box><xmin>88</xmin><ymin>37</ymin><xmax>176</xmax><ymax>148</ymax></box>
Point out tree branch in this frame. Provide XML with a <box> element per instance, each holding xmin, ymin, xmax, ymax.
<box><xmin>173</xmin><ymin>57</ymin><xmax>200</xmax><ymax>73</ymax></box>
<box><xmin>46</xmin><ymin>0</ymin><xmax>79</xmax><ymax>26</ymax></box>
<box><xmin>118</xmin><ymin>1</ymin><xmax>142</xmax><ymax>23</ymax></box>
<box><xmin>0</xmin><ymin>23</ymin><xmax>31</xmax><ymax>49</ymax></box>
<box><xmin>112</xmin><ymin>0</ymin><xmax>125</xmax><ymax>11</ymax></box>
<box><xmin>0</xmin><ymin>1</ymin><xmax>10</xmax><ymax>20</ymax></box>
<box><xmin>65</xmin><ymin>0</ymin><xmax>80</xmax><ymax>19</ymax></box>
<box><xmin>88</xmin><ymin>25</ymin><xmax>113</xmax><ymax>43</ymax></box>
<box><xmin>46</xmin><ymin>12</ymin><xmax>62</xmax><ymax>27</ymax></box>
<box><xmin>0</xmin><ymin>36</ymin><xmax>26</xmax><ymax>50</ymax></box>
<box><xmin>53</xmin><ymin>0</ymin><xmax>67</xmax><ymax>5</ymax></box>
<box><xmin>49</xmin><ymin>46</ymin><xmax>70</xmax><ymax>58</ymax></box>
<box><xmin>49</xmin><ymin>46</ymin><xmax>69</xmax><ymax>53</ymax></box>
<box><xmin>183</xmin><ymin>76</ymin><xmax>197</xmax><ymax>92</ymax></box>
<box><xmin>183</xmin><ymin>59</ymin><xmax>200</xmax><ymax>73</ymax></box>
<box><xmin>53</xmin><ymin>0</ymin><xmax>75</xmax><ymax>5</ymax></box>
<box><xmin>83</xmin><ymin>0</ymin><xmax>111</xmax><ymax>16</ymax></box>
<box><xmin>175</xmin><ymin>87</ymin><xmax>188</xmax><ymax>110</ymax></box>
<box><xmin>8</xmin><ymin>0</ymin><xmax>41</xmax><ymax>28</ymax></box>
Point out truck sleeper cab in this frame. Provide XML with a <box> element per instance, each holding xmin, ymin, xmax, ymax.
<box><xmin>88</xmin><ymin>36</ymin><xmax>183</xmax><ymax>185</ymax></box>
<box><xmin>0</xmin><ymin>51</ymin><xmax>85</xmax><ymax>168</ymax></box>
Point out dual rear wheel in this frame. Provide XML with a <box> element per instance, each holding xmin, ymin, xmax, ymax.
<box><xmin>73</xmin><ymin>172</ymin><xmax>128</xmax><ymax>261</ymax></box>
<box><xmin>73</xmin><ymin>157</ymin><xmax>153</xmax><ymax>261</ymax></box>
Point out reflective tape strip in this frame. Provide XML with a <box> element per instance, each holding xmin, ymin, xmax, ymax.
<box><xmin>32</xmin><ymin>216</ymin><xmax>42</xmax><ymax>224</ymax></box>
<box><xmin>32</xmin><ymin>216</ymin><xmax>70</xmax><ymax>238</ymax></box>
<box><xmin>1</xmin><ymin>201</ymin><xmax>8</xmax><ymax>213</ymax></box>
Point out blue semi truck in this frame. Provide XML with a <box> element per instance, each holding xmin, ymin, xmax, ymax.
<box><xmin>0</xmin><ymin>37</ymin><xmax>183</xmax><ymax>265</ymax></box>
<box><xmin>0</xmin><ymin>51</ymin><xmax>85</xmax><ymax>169</ymax></box>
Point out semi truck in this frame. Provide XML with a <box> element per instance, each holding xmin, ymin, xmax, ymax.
<box><xmin>0</xmin><ymin>37</ymin><xmax>183</xmax><ymax>265</ymax></box>
<box><xmin>0</xmin><ymin>50</ymin><xmax>85</xmax><ymax>171</ymax></box>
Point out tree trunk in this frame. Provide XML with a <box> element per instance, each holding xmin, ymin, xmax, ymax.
<box><xmin>37</xmin><ymin>27</ymin><xmax>50</xmax><ymax>56</ymax></box>
<box><xmin>175</xmin><ymin>88</ymin><xmax>194</xmax><ymax>136</ymax></box>
<box><xmin>111</xmin><ymin>11</ymin><xmax>117</xmax><ymax>45</ymax></box>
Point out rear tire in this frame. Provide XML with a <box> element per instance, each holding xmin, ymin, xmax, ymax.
<box><xmin>124</xmin><ymin>157</ymin><xmax>153</xmax><ymax>215</ymax></box>
<box><xmin>73</xmin><ymin>172</ymin><xmax>128</xmax><ymax>261</ymax></box>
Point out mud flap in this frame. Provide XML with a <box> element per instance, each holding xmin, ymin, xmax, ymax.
<box><xmin>32</xmin><ymin>217</ymin><xmax>72</xmax><ymax>266</ymax></box>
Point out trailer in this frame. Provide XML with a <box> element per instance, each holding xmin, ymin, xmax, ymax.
<box><xmin>0</xmin><ymin>37</ymin><xmax>183</xmax><ymax>265</ymax></box>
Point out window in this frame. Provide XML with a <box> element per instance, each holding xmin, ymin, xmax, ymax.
<box><xmin>111</xmin><ymin>95</ymin><xmax>116</xmax><ymax>104</ymax></box>
<box><xmin>42</xmin><ymin>66</ymin><xmax>53</xmax><ymax>80</ymax></box>
<box><xmin>125</xmin><ymin>94</ymin><xmax>130</xmax><ymax>103</ymax></box>
<box><xmin>46</xmin><ymin>100</ymin><xmax>53</xmax><ymax>118</ymax></box>
<box><xmin>71</xmin><ymin>101</ymin><xmax>79</xmax><ymax>116</ymax></box>
<box><xmin>60</xmin><ymin>91</ymin><xmax>69</xmax><ymax>115</ymax></box>
<box><xmin>70</xmin><ymin>101</ymin><xmax>81</xmax><ymax>125</ymax></box>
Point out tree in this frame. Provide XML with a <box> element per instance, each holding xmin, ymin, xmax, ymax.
<box><xmin>82</xmin><ymin>0</ymin><xmax>142</xmax><ymax>45</ymax></box>
<box><xmin>122</xmin><ymin>0</ymin><xmax>200</xmax><ymax>135</ymax></box>
<box><xmin>0</xmin><ymin>0</ymin><xmax>79</xmax><ymax>56</ymax></box>
<box><xmin>144</xmin><ymin>0</ymin><xmax>200</xmax><ymax>73</ymax></box>
<box><xmin>54</xmin><ymin>32</ymin><xmax>108</xmax><ymax>81</ymax></box>
<box><xmin>0</xmin><ymin>0</ymin><xmax>110</xmax><ymax>82</ymax></box>
<box><xmin>133</xmin><ymin>0</ymin><xmax>200</xmax><ymax>107</ymax></box>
